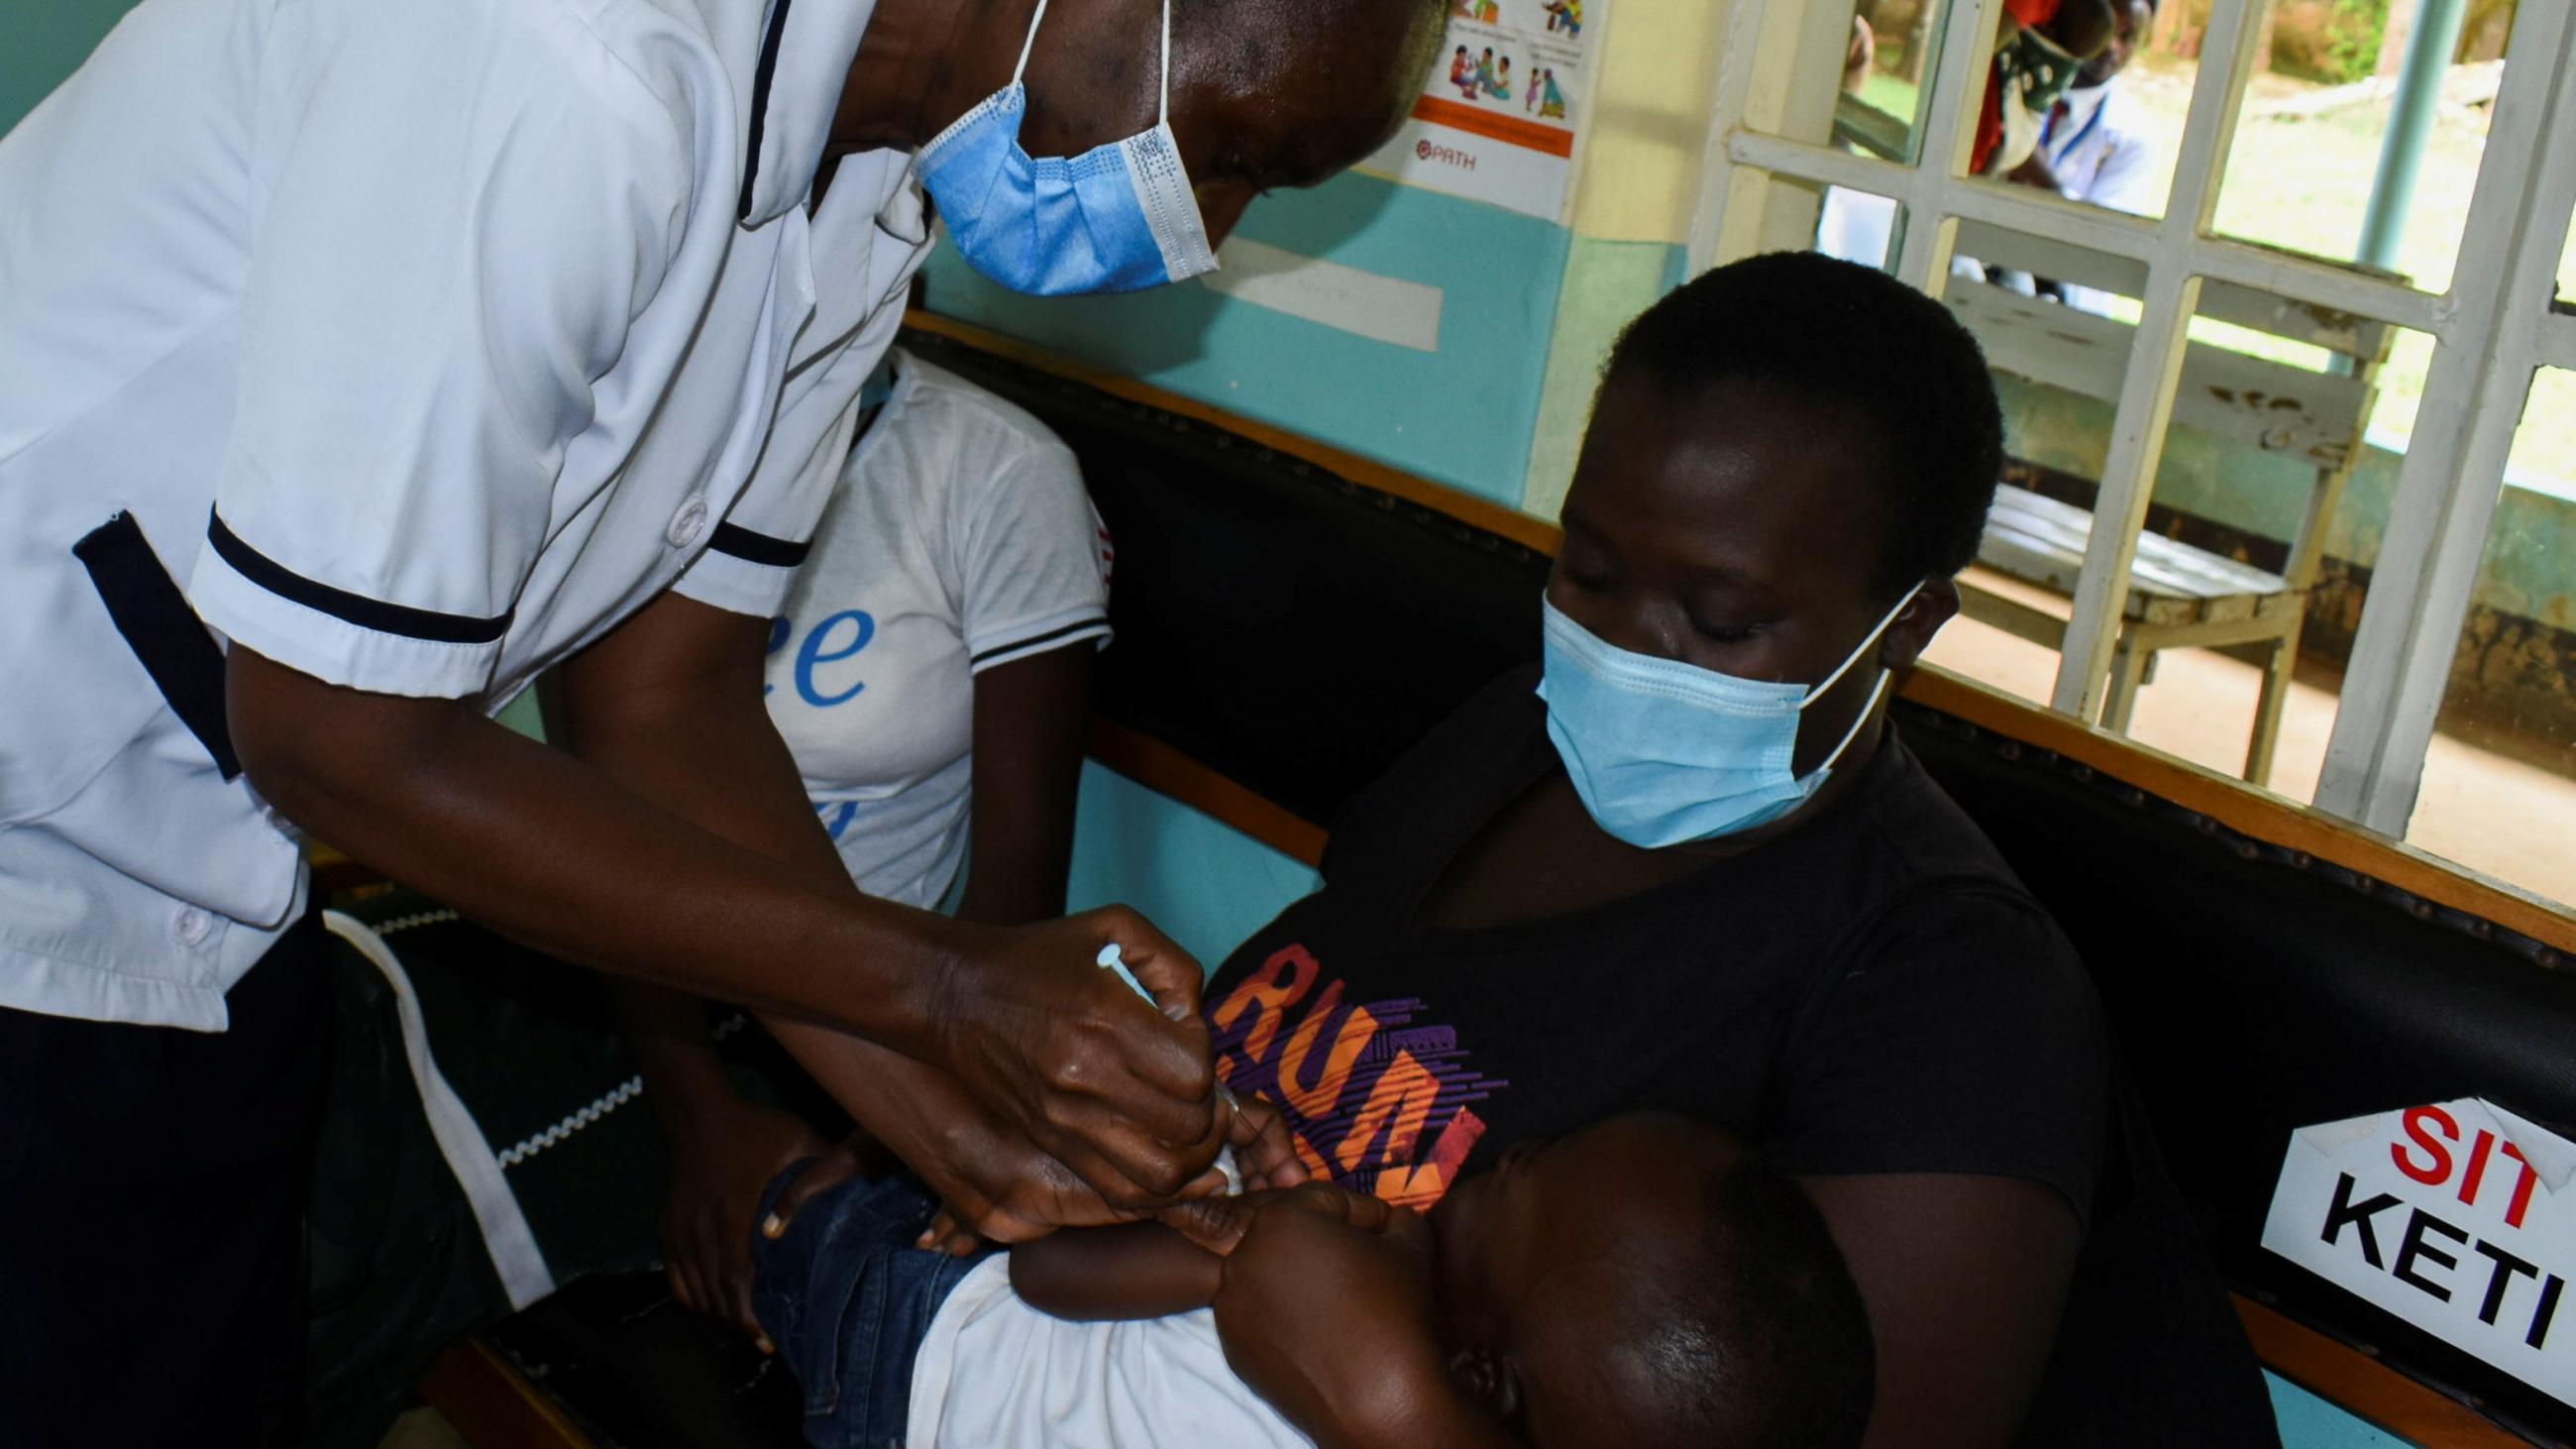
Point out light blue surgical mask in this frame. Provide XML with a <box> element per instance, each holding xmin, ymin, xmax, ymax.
<box><xmin>1536</xmin><ymin>587</ymin><xmax>1921</xmax><ymax>848</ymax></box>
<box><xmin>915</xmin><ymin>0</ymin><xmax>1219</xmax><ymax>296</ymax></box>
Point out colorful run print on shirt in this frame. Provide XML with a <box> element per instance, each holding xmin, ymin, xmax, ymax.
<box><xmin>1210</xmin><ymin>944</ymin><xmax>1508</xmax><ymax>1210</ymax></box>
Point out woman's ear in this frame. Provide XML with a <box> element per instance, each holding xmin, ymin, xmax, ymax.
<box><xmin>1882</xmin><ymin>576</ymin><xmax>1961</xmax><ymax>672</ymax></box>
<box><xmin>1447</xmin><ymin>1343</ymin><xmax>1525</xmax><ymax>1422</ymax></box>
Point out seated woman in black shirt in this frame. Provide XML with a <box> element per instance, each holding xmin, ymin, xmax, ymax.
<box><xmin>1190</xmin><ymin>253</ymin><xmax>2110</xmax><ymax>1449</ymax></box>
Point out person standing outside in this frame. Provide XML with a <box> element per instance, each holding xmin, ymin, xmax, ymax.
<box><xmin>0</xmin><ymin>0</ymin><xmax>1452</xmax><ymax>1440</ymax></box>
<box><xmin>2010</xmin><ymin>0</ymin><xmax>2163</xmax><ymax>313</ymax></box>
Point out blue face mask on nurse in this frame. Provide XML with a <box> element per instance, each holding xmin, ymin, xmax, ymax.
<box><xmin>1536</xmin><ymin>253</ymin><xmax>2001</xmax><ymax>850</ymax></box>
<box><xmin>908</xmin><ymin>0</ymin><xmax>1449</xmax><ymax>296</ymax></box>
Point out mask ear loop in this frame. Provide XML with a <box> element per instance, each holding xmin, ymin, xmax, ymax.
<box><xmin>1797</xmin><ymin>584</ymin><xmax>1923</xmax><ymax>708</ymax></box>
<box><xmin>1011</xmin><ymin>0</ymin><xmax>1053</xmax><ymax>84</ymax></box>
<box><xmin>1809</xmin><ymin>670</ymin><xmax>1892</xmax><ymax>778</ymax></box>
<box><xmin>1802</xmin><ymin>584</ymin><xmax>1923</xmax><ymax>779</ymax></box>
<box><xmin>1159</xmin><ymin>0</ymin><xmax>1173</xmax><ymax>122</ymax></box>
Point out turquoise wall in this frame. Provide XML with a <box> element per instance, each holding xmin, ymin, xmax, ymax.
<box><xmin>1064</xmin><ymin>762</ymin><xmax>1320</xmax><ymax>973</ymax></box>
<box><xmin>920</xmin><ymin>172</ymin><xmax>1570</xmax><ymax>508</ymax></box>
<box><xmin>1</xmin><ymin>0</ymin><xmax>128</xmax><ymax>131</ymax></box>
<box><xmin>2268</xmin><ymin>1378</ymin><xmax>2413</xmax><ymax>1449</ymax></box>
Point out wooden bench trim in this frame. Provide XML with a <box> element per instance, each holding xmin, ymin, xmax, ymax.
<box><xmin>2234</xmin><ymin>1296</ymin><xmax>2547</xmax><ymax>1448</ymax></box>
<box><xmin>906</xmin><ymin>309</ymin><xmax>2576</xmax><ymax>958</ymax></box>
<box><xmin>1903</xmin><ymin>666</ymin><xmax>2576</xmax><ymax>957</ymax></box>
<box><xmin>1088</xmin><ymin>719</ymin><xmax>1329</xmax><ymax>867</ymax></box>
<box><xmin>420</xmin><ymin>1338</ymin><xmax>595</xmax><ymax>1449</ymax></box>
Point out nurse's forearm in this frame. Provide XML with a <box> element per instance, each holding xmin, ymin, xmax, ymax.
<box><xmin>230</xmin><ymin>594</ymin><xmax>1226</xmax><ymax>1210</ymax></box>
<box><xmin>227</xmin><ymin>647</ymin><xmax>960</xmax><ymax>1053</ymax></box>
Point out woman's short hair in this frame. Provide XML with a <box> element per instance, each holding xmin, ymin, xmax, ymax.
<box><xmin>1601</xmin><ymin>251</ymin><xmax>2005</xmax><ymax>602</ymax></box>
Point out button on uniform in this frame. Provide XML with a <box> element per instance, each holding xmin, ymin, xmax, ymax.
<box><xmin>171</xmin><ymin>907</ymin><xmax>212</xmax><ymax>947</ymax></box>
<box><xmin>669</xmin><ymin>497</ymin><xmax>710</xmax><ymax>547</ymax></box>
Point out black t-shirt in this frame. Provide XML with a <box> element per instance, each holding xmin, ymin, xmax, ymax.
<box><xmin>1206</xmin><ymin>667</ymin><xmax>2109</xmax><ymax>1215</ymax></box>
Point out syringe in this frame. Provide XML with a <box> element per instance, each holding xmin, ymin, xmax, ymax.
<box><xmin>1097</xmin><ymin>943</ymin><xmax>1244</xmax><ymax>1195</ymax></box>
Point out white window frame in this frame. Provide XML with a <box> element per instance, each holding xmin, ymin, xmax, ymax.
<box><xmin>1686</xmin><ymin>0</ymin><xmax>2576</xmax><ymax>841</ymax></box>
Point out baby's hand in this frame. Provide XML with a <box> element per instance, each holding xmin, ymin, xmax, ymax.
<box><xmin>1224</xmin><ymin>1095</ymin><xmax>1312</xmax><ymax>1193</ymax></box>
<box><xmin>1158</xmin><ymin>1179</ymin><xmax>1394</xmax><ymax>1257</ymax></box>
<box><xmin>1156</xmin><ymin>1188</ymin><xmax>1284</xmax><ymax>1257</ymax></box>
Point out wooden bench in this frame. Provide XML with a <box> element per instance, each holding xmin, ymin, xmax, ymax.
<box><xmin>1940</xmin><ymin>220</ymin><xmax>2397</xmax><ymax>786</ymax></box>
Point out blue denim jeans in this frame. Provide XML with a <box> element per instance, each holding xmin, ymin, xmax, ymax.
<box><xmin>748</xmin><ymin>1167</ymin><xmax>996</xmax><ymax>1449</ymax></box>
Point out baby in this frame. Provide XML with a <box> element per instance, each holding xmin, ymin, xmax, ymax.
<box><xmin>749</xmin><ymin>1112</ymin><xmax>1876</xmax><ymax>1449</ymax></box>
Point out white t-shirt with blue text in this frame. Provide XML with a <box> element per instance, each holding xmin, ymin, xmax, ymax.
<box><xmin>763</xmin><ymin>352</ymin><xmax>1112</xmax><ymax>907</ymax></box>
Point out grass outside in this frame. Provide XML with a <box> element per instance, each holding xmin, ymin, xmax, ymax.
<box><xmin>2137</xmin><ymin>55</ymin><xmax>2576</xmax><ymax>498</ymax></box>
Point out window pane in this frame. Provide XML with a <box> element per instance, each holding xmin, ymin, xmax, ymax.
<box><xmin>2406</xmin><ymin>369</ymin><xmax>2576</xmax><ymax>906</ymax></box>
<box><xmin>1857</xmin><ymin>1</ymin><xmax>1939</xmax><ymax>144</ymax></box>
<box><xmin>1922</xmin><ymin>273</ymin><xmax>2420</xmax><ymax>806</ymax></box>
<box><xmin>2560</xmin><ymin>198</ymin><xmax>2575</xmax><ymax>302</ymax></box>
<box><xmin>2211</xmin><ymin>4</ymin><xmax>2521</xmax><ymax>297</ymax></box>
<box><xmin>1749</xmin><ymin>1</ymin><xmax>1955</xmax><ymax>159</ymax></box>
<box><xmin>1814</xmin><ymin>190</ymin><xmax>1907</xmax><ymax>273</ymax></box>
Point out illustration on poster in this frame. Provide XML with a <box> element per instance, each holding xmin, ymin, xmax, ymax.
<box><xmin>1368</xmin><ymin>0</ymin><xmax>1601</xmax><ymax>221</ymax></box>
<box><xmin>1523</xmin><ymin>66</ymin><xmax>1567</xmax><ymax>117</ymax></box>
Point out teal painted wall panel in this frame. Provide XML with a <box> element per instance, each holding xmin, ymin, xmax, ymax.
<box><xmin>3</xmin><ymin>0</ymin><xmax>135</xmax><ymax>133</ymax></box>
<box><xmin>1065</xmin><ymin>762</ymin><xmax>1320</xmax><ymax>976</ymax></box>
<box><xmin>2268</xmin><ymin>1373</ymin><xmax>2415</xmax><ymax>1448</ymax></box>
<box><xmin>920</xmin><ymin>171</ymin><xmax>1570</xmax><ymax>509</ymax></box>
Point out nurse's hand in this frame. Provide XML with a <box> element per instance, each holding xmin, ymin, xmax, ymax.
<box><xmin>926</xmin><ymin>906</ymin><xmax>1229</xmax><ymax>1207</ymax></box>
<box><xmin>907</xmin><ymin>1093</ymin><xmax>1302</xmax><ymax>1257</ymax></box>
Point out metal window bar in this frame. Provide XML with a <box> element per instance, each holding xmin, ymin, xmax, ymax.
<box><xmin>1687</xmin><ymin>0</ymin><xmax>2576</xmax><ymax>847</ymax></box>
<box><xmin>2315</xmin><ymin>5</ymin><xmax>2576</xmax><ymax>832</ymax></box>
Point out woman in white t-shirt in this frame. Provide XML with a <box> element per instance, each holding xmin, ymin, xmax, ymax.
<box><xmin>631</xmin><ymin>346</ymin><xmax>1117</xmax><ymax>1331</ymax></box>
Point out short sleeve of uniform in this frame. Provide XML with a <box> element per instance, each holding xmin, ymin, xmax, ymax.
<box><xmin>190</xmin><ymin>5</ymin><xmax>685</xmax><ymax>698</ymax></box>
<box><xmin>671</xmin><ymin>336</ymin><xmax>880</xmax><ymax>619</ymax></box>
<box><xmin>1768</xmin><ymin>884</ymin><xmax>2108</xmax><ymax>1218</ymax></box>
<box><xmin>940</xmin><ymin>397</ymin><xmax>1112</xmax><ymax>673</ymax></box>
<box><xmin>674</xmin><ymin>155</ymin><xmax>925</xmax><ymax>619</ymax></box>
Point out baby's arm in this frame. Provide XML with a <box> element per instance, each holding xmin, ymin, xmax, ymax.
<box><xmin>1010</xmin><ymin>1222</ymin><xmax>1224</xmax><ymax>1322</ymax></box>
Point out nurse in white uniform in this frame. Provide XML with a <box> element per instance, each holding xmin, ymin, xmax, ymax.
<box><xmin>640</xmin><ymin>345</ymin><xmax>1124</xmax><ymax>1329</ymax></box>
<box><xmin>0</xmin><ymin>0</ymin><xmax>1453</xmax><ymax>1435</ymax></box>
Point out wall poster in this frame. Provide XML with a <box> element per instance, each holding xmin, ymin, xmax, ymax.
<box><xmin>1361</xmin><ymin>0</ymin><xmax>1602</xmax><ymax>222</ymax></box>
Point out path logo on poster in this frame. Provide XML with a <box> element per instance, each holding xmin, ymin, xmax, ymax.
<box><xmin>2263</xmin><ymin>1097</ymin><xmax>2573</xmax><ymax>1406</ymax></box>
<box><xmin>1416</xmin><ymin>139</ymin><xmax>1478</xmax><ymax>171</ymax></box>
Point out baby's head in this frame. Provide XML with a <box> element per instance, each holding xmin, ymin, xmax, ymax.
<box><xmin>1428</xmin><ymin>1114</ymin><xmax>1874</xmax><ymax>1449</ymax></box>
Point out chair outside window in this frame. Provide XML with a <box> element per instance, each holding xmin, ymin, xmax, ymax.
<box><xmin>1939</xmin><ymin>221</ymin><xmax>2395</xmax><ymax>787</ymax></box>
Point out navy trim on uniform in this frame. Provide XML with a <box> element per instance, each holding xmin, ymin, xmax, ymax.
<box><xmin>736</xmin><ymin>0</ymin><xmax>796</xmax><ymax>221</ymax></box>
<box><xmin>708</xmin><ymin>521</ymin><xmax>811</xmax><ymax>568</ymax></box>
<box><xmin>73</xmin><ymin>512</ymin><xmax>243</xmax><ymax>780</ymax></box>
<box><xmin>969</xmin><ymin>616</ymin><xmax>1109</xmax><ymax>668</ymax></box>
<box><xmin>206</xmin><ymin>510</ymin><xmax>512</xmax><ymax>645</ymax></box>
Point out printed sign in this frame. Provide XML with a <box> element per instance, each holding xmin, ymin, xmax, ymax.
<box><xmin>2263</xmin><ymin>1098</ymin><xmax>2573</xmax><ymax>1407</ymax></box>
<box><xmin>1359</xmin><ymin>0</ymin><xmax>1602</xmax><ymax>222</ymax></box>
